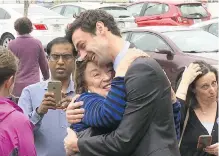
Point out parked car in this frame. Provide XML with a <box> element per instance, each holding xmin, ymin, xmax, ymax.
<box><xmin>126</xmin><ymin>0</ymin><xmax>211</xmax><ymax>27</ymax></box>
<box><xmin>50</xmin><ymin>2</ymin><xmax>137</xmax><ymax>29</ymax></box>
<box><xmin>36</xmin><ymin>2</ymin><xmax>55</xmax><ymax>8</ymax></box>
<box><xmin>121</xmin><ymin>26</ymin><xmax>218</xmax><ymax>89</ymax></box>
<box><xmin>191</xmin><ymin>18</ymin><xmax>218</xmax><ymax>36</ymax></box>
<box><xmin>0</xmin><ymin>4</ymin><xmax>72</xmax><ymax>48</ymax></box>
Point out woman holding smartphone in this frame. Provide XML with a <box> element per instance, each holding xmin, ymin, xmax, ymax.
<box><xmin>176</xmin><ymin>61</ymin><xmax>218</xmax><ymax>156</ymax></box>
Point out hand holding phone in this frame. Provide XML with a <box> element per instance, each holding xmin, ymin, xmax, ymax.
<box><xmin>37</xmin><ymin>92</ymin><xmax>57</xmax><ymax>115</ymax></box>
<box><xmin>48</xmin><ymin>81</ymin><xmax>62</xmax><ymax>107</ymax></box>
<box><xmin>57</xmin><ymin>92</ymin><xmax>72</xmax><ymax>110</ymax></box>
<box><xmin>197</xmin><ymin>135</ymin><xmax>212</xmax><ymax>150</ymax></box>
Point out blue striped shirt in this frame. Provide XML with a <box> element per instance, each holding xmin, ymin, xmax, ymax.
<box><xmin>72</xmin><ymin>77</ymin><xmax>126</xmax><ymax>132</ymax></box>
<box><xmin>71</xmin><ymin>77</ymin><xmax>181</xmax><ymax>139</ymax></box>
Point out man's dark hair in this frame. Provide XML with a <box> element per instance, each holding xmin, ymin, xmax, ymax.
<box><xmin>65</xmin><ymin>9</ymin><xmax>121</xmax><ymax>45</ymax></box>
<box><xmin>46</xmin><ymin>37</ymin><xmax>75</xmax><ymax>56</ymax></box>
<box><xmin>14</xmin><ymin>17</ymin><xmax>33</xmax><ymax>35</ymax></box>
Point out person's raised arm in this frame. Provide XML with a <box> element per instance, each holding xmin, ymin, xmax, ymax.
<box><xmin>176</xmin><ymin>63</ymin><xmax>201</xmax><ymax>100</ymax></box>
<box><xmin>18</xmin><ymin>88</ymin><xmax>56</xmax><ymax>132</ymax></box>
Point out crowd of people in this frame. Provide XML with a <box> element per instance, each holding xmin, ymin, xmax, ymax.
<box><xmin>0</xmin><ymin>9</ymin><xmax>218</xmax><ymax>156</ymax></box>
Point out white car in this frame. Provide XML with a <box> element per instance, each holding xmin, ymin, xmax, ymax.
<box><xmin>190</xmin><ymin>18</ymin><xmax>218</xmax><ymax>37</ymax></box>
<box><xmin>50</xmin><ymin>2</ymin><xmax>137</xmax><ymax>29</ymax></box>
<box><xmin>0</xmin><ymin>4</ymin><xmax>73</xmax><ymax>49</ymax></box>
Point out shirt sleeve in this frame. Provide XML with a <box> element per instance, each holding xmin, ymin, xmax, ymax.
<box><xmin>38</xmin><ymin>41</ymin><xmax>49</xmax><ymax>80</ymax></box>
<box><xmin>74</xmin><ymin>77</ymin><xmax>126</xmax><ymax>130</ymax></box>
<box><xmin>172</xmin><ymin>100</ymin><xmax>181</xmax><ymax>140</ymax></box>
<box><xmin>18</xmin><ymin>87</ymin><xmax>43</xmax><ymax>132</ymax></box>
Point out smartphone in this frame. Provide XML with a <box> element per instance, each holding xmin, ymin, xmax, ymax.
<box><xmin>197</xmin><ymin>135</ymin><xmax>212</xmax><ymax>149</ymax></box>
<box><xmin>48</xmin><ymin>81</ymin><xmax>62</xmax><ymax>106</ymax></box>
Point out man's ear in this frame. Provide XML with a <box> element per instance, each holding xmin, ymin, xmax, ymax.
<box><xmin>96</xmin><ymin>21</ymin><xmax>106</xmax><ymax>35</ymax></box>
<box><xmin>4</xmin><ymin>76</ymin><xmax>14</xmax><ymax>89</ymax></box>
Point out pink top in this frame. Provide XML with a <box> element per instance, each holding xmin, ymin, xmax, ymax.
<box><xmin>0</xmin><ymin>97</ymin><xmax>36</xmax><ymax>156</ymax></box>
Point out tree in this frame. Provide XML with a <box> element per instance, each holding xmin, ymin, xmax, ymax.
<box><xmin>24</xmin><ymin>0</ymin><xmax>30</xmax><ymax>17</ymax></box>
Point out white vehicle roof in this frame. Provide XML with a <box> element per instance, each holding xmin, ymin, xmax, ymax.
<box><xmin>191</xmin><ymin>18</ymin><xmax>218</xmax><ymax>28</ymax></box>
<box><xmin>1</xmin><ymin>4</ymin><xmax>67</xmax><ymax>19</ymax></box>
<box><xmin>51</xmin><ymin>2</ymin><xmax>123</xmax><ymax>10</ymax></box>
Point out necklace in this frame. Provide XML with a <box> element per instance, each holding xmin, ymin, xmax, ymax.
<box><xmin>199</xmin><ymin>109</ymin><xmax>207</xmax><ymax>115</ymax></box>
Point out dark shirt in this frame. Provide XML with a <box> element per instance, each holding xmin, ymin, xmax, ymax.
<box><xmin>8</xmin><ymin>34</ymin><xmax>49</xmax><ymax>97</ymax></box>
<box><xmin>179</xmin><ymin>98</ymin><xmax>218</xmax><ymax>156</ymax></box>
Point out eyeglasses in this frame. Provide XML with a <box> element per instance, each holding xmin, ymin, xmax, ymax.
<box><xmin>49</xmin><ymin>54</ymin><xmax>74</xmax><ymax>62</ymax></box>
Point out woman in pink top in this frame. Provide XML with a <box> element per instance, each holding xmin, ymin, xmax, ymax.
<box><xmin>0</xmin><ymin>46</ymin><xmax>36</xmax><ymax>156</ymax></box>
<box><xmin>8</xmin><ymin>17</ymin><xmax>49</xmax><ymax>98</ymax></box>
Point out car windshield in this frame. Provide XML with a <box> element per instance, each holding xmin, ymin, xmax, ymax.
<box><xmin>100</xmin><ymin>6</ymin><xmax>132</xmax><ymax>18</ymax></box>
<box><xmin>163</xmin><ymin>30</ymin><xmax>218</xmax><ymax>52</ymax></box>
<box><xmin>178</xmin><ymin>4</ymin><xmax>208</xmax><ymax>18</ymax></box>
<box><xmin>12</xmin><ymin>5</ymin><xmax>62</xmax><ymax>16</ymax></box>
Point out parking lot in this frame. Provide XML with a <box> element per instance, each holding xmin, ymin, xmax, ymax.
<box><xmin>0</xmin><ymin>0</ymin><xmax>218</xmax><ymax>85</ymax></box>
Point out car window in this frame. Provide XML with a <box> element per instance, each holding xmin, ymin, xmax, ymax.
<box><xmin>144</xmin><ymin>3</ymin><xmax>169</xmax><ymax>16</ymax></box>
<box><xmin>100</xmin><ymin>6</ymin><xmax>132</xmax><ymax>18</ymax></box>
<box><xmin>4</xmin><ymin>11</ymin><xmax>11</xmax><ymax>19</ymax></box>
<box><xmin>127</xmin><ymin>3</ymin><xmax>144</xmax><ymax>17</ymax></box>
<box><xmin>163</xmin><ymin>30</ymin><xmax>218</xmax><ymax>52</ymax></box>
<box><xmin>177</xmin><ymin>4</ymin><xmax>208</xmax><ymax>18</ymax></box>
<box><xmin>50</xmin><ymin>6</ymin><xmax>63</xmax><ymax>14</ymax></box>
<box><xmin>13</xmin><ymin>6</ymin><xmax>62</xmax><ymax>16</ymax></box>
<box><xmin>0</xmin><ymin>8</ymin><xmax>10</xmax><ymax>19</ymax></box>
<box><xmin>121</xmin><ymin>32</ymin><xmax>129</xmax><ymax>40</ymax></box>
<box><xmin>63</xmin><ymin>5</ymin><xmax>80</xmax><ymax>17</ymax></box>
<box><xmin>208</xmin><ymin>23</ymin><xmax>218</xmax><ymax>36</ymax></box>
<box><xmin>130</xmin><ymin>32</ymin><xmax>170</xmax><ymax>52</ymax></box>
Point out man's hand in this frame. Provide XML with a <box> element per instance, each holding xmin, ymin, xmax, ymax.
<box><xmin>205</xmin><ymin>143</ymin><xmax>219</xmax><ymax>156</ymax></box>
<box><xmin>37</xmin><ymin>92</ymin><xmax>56</xmax><ymax>115</ymax></box>
<box><xmin>170</xmin><ymin>87</ymin><xmax>177</xmax><ymax>104</ymax></box>
<box><xmin>115</xmin><ymin>48</ymin><xmax>150</xmax><ymax>77</ymax></box>
<box><xmin>64</xmin><ymin>128</ymin><xmax>79</xmax><ymax>155</ymax></box>
<box><xmin>57</xmin><ymin>92</ymin><xmax>72</xmax><ymax>110</ymax></box>
<box><xmin>66</xmin><ymin>95</ymin><xmax>85</xmax><ymax>124</ymax></box>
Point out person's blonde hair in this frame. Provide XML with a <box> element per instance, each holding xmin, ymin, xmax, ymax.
<box><xmin>0</xmin><ymin>46</ymin><xmax>18</xmax><ymax>86</ymax></box>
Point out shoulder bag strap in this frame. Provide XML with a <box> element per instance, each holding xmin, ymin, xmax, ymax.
<box><xmin>178</xmin><ymin>107</ymin><xmax>190</xmax><ymax>148</ymax></box>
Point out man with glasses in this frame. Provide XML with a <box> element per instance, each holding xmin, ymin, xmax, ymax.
<box><xmin>18</xmin><ymin>37</ymin><xmax>75</xmax><ymax>156</ymax></box>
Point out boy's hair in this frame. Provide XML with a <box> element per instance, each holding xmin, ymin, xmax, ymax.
<box><xmin>0</xmin><ymin>46</ymin><xmax>18</xmax><ymax>86</ymax></box>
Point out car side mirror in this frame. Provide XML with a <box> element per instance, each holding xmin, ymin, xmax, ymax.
<box><xmin>155</xmin><ymin>49</ymin><xmax>174</xmax><ymax>60</ymax></box>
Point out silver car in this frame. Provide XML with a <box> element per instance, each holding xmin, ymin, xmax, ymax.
<box><xmin>50</xmin><ymin>2</ymin><xmax>137</xmax><ymax>29</ymax></box>
<box><xmin>191</xmin><ymin>18</ymin><xmax>218</xmax><ymax>37</ymax></box>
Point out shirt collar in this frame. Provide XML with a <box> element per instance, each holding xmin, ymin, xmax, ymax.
<box><xmin>113</xmin><ymin>41</ymin><xmax>130</xmax><ymax>71</ymax></box>
<box><xmin>43</xmin><ymin>79</ymin><xmax>74</xmax><ymax>94</ymax></box>
<box><xmin>17</xmin><ymin>34</ymin><xmax>32</xmax><ymax>38</ymax></box>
